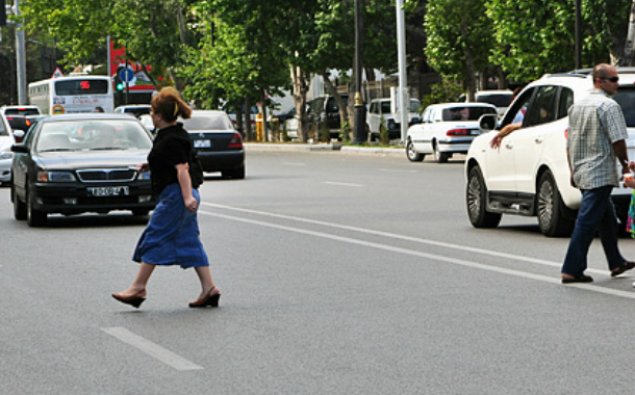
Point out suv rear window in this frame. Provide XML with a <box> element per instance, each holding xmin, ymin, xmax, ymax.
<box><xmin>613</xmin><ymin>87</ymin><xmax>635</xmax><ymax>127</ymax></box>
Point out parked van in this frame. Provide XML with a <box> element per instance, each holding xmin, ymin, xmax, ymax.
<box><xmin>307</xmin><ymin>94</ymin><xmax>348</xmax><ymax>140</ymax></box>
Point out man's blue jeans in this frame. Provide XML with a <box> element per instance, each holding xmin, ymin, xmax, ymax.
<box><xmin>562</xmin><ymin>185</ymin><xmax>625</xmax><ymax>276</ymax></box>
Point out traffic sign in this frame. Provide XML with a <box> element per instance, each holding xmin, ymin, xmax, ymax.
<box><xmin>118</xmin><ymin>66</ymin><xmax>135</xmax><ymax>83</ymax></box>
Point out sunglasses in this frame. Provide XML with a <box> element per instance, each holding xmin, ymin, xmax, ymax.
<box><xmin>602</xmin><ymin>76</ymin><xmax>620</xmax><ymax>83</ymax></box>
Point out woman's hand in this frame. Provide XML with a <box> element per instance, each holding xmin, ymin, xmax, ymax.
<box><xmin>184</xmin><ymin>195</ymin><xmax>198</xmax><ymax>212</ymax></box>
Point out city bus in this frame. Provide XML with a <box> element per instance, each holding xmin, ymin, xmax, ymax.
<box><xmin>28</xmin><ymin>75</ymin><xmax>114</xmax><ymax>115</ymax></box>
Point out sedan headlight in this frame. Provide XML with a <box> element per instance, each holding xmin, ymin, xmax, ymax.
<box><xmin>137</xmin><ymin>170</ymin><xmax>151</xmax><ymax>180</ymax></box>
<box><xmin>37</xmin><ymin>170</ymin><xmax>77</xmax><ymax>182</ymax></box>
<box><xmin>0</xmin><ymin>151</ymin><xmax>13</xmax><ymax>160</ymax></box>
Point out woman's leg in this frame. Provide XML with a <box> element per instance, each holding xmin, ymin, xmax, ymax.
<box><xmin>193</xmin><ymin>266</ymin><xmax>218</xmax><ymax>298</ymax></box>
<box><xmin>117</xmin><ymin>263</ymin><xmax>156</xmax><ymax>297</ymax></box>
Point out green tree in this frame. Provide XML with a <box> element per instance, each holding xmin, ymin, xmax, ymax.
<box><xmin>424</xmin><ymin>0</ymin><xmax>492</xmax><ymax>101</ymax></box>
<box><xmin>486</xmin><ymin>0</ymin><xmax>631</xmax><ymax>82</ymax></box>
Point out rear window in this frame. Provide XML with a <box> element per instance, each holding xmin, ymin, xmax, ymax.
<box><xmin>4</xmin><ymin>107</ymin><xmax>40</xmax><ymax>116</ymax></box>
<box><xmin>476</xmin><ymin>93</ymin><xmax>513</xmax><ymax>107</ymax></box>
<box><xmin>182</xmin><ymin>114</ymin><xmax>233</xmax><ymax>131</ymax></box>
<box><xmin>442</xmin><ymin>106</ymin><xmax>497</xmax><ymax>121</ymax></box>
<box><xmin>613</xmin><ymin>88</ymin><xmax>635</xmax><ymax>127</ymax></box>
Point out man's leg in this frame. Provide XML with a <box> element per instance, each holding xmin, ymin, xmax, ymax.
<box><xmin>562</xmin><ymin>186</ymin><xmax>612</xmax><ymax>276</ymax></box>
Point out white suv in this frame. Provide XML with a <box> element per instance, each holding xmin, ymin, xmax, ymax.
<box><xmin>366</xmin><ymin>98</ymin><xmax>420</xmax><ymax>141</ymax></box>
<box><xmin>465</xmin><ymin>70</ymin><xmax>635</xmax><ymax>236</ymax></box>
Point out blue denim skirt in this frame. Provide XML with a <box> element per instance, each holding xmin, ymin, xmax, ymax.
<box><xmin>133</xmin><ymin>183</ymin><xmax>209</xmax><ymax>268</ymax></box>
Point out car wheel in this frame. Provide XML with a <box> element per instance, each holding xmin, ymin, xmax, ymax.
<box><xmin>433</xmin><ymin>142</ymin><xmax>449</xmax><ymax>163</ymax></box>
<box><xmin>536</xmin><ymin>171</ymin><xmax>574</xmax><ymax>237</ymax></box>
<box><xmin>466</xmin><ymin>165</ymin><xmax>501</xmax><ymax>228</ymax></box>
<box><xmin>26</xmin><ymin>187</ymin><xmax>47</xmax><ymax>227</ymax></box>
<box><xmin>406</xmin><ymin>139</ymin><xmax>424</xmax><ymax>162</ymax></box>
<box><xmin>12</xmin><ymin>184</ymin><xmax>27</xmax><ymax>221</ymax></box>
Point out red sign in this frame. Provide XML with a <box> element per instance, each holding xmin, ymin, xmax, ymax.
<box><xmin>109</xmin><ymin>41</ymin><xmax>156</xmax><ymax>92</ymax></box>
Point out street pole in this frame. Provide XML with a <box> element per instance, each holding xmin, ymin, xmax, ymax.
<box><xmin>14</xmin><ymin>0</ymin><xmax>27</xmax><ymax>104</ymax></box>
<box><xmin>396</xmin><ymin>0</ymin><xmax>408</xmax><ymax>145</ymax></box>
<box><xmin>353</xmin><ymin>0</ymin><xmax>366</xmax><ymax>144</ymax></box>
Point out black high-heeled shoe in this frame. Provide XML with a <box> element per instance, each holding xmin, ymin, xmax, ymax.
<box><xmin>112</xmin><ymin>292</ymin><xmax>146</xmax><ymax>308</ymax></box>
<box><xmin>189</xmin><ymin>287</ymin><xmax>221</xmax><ymax>308</ymax></box>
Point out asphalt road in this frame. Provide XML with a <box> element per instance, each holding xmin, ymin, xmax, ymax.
<box><xmin>3</xmin><ymin>150</ymin><xmax>635</xmax><ymax>394</ymax></box>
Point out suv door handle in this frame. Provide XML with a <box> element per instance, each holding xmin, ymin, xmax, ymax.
<box><xmin>535</xmin><ymin>138</ymin><xmax>543</xmax><ymax>144</ymax></box>
<box><xmin>505</xmin><ymin>143</ymin><xmax>513</xmax><ymax>149</ymax></box>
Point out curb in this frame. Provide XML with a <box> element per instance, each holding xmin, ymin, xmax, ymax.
<box><xmin>244</xmin><ymin>143</ymin><xmax>404</xmax><ymax>157</ymax></box>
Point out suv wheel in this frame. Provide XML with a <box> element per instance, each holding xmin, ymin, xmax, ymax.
<box><xmin>536</xmin><ymin>171</ymin><xmax>574</xmax><ymax>237</ymax></box>
<box><xmin>466</xmin><ymin>165</ymin><xmax>501</xmax><ymax>228</ymax></box>
<box><xmin>406</xmin><ymin>139</ymin><xmax>424</xmax><ymax>162</ymax></box>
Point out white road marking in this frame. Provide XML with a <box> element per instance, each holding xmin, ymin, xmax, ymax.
<box><xmin>282</xmin><ymin>162</ymin><xmax>307</xmax><ymax>166</ymax></box>
<box><xmin>322</xmin><ymin>181</ymin><xmax>363</xmax><ymax>187</ymax></box>
<box><xmin>101</xmin><ymin>327</ymin><xmax>203</xmax><ymax>371</ymax></box>
<box><xmin>201</xmin><ymin>202</ymin><xmax>583</xmax><ymax>272</ymax></box>
<box><xmin>200</xmin><ymin>204</ymin><xmax>635</xmax><ymax>300</ymax></box>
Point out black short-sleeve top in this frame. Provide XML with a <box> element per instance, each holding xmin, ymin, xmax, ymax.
<box><xmin>148</xmin><ymin>122</ymin><xmax>192</xmax><ymax>196</ymax></box>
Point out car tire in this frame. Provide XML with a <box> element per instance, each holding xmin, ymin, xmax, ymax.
<box><xmin>12</xmin><ymin>184</ymin><xmax>27</xmax><ymax>221</ymax></box>
<box><xmin>466</xmin><ymin>165</ymin><xmax>501</xmax><ymax>228</ymax></box>
<box><xmin>433</xmin><ymin>142</ymin><xmax>449</xmax><ymax>163</ymax></box>
<box><xmin>536</xmin><ymin>171</ymin><xmax>574</xmax><ymax>237</ymax></box>
<box><xmin>26</xmin><ymin>187</ymin><xmax>47</xmax><ymax>227</ymax></box>
<box><xmin>406</xmin><ymin>139</ymin><xmax>424</xmax><ymax>162</ymax></box>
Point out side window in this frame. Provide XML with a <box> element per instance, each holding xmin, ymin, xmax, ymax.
<box><xmin>369</xmin><ymin>103</ymin><xmax>377</xmax><ymax>114</ymax></box>
<box><xmin>325</xmin><ymin>97</ymin><xmax>339</xmax><ymax>113</ymax></box>
<box><xmin>421</xmin><ymin>108</ymin><xmax>431</xmax><ymax>123</ymax></box>
<box><xmin>501</xmin><ymin>87</ymin><xmax>535</xmax><ymax>128</ymax></box>
<box><xmin>380</xmin><ymin>101</ymin><xmax>391</xmax><ymax>114</ymax></box>
<box><xmin>524</xmin><ymin>85</ymin><xmax>557</xmax><ymax>127</ymax></box>
<box><xmin>23</xmin><ymin>124</ymin><xmax>39</xmax><ymax>148</ymax></box>
<box><xmin>557</xmin><ymin>87</ymin><xmax>574</xmax><ymax>120</ymax></box>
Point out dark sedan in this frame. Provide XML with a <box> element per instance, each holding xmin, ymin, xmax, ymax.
<box><xmin>182</xmin><ymin>110</ymin><xmax>245</xmax><ymax>179</ymax></box>
<box><xmin>11</xmin><ymin>114</ymin><xmax>155</xmax><ymax>226</ymax></box>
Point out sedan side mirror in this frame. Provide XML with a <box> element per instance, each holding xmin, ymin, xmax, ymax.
<box><xmin>11</xmin><ymin>144</ymin><xmax>28</xmax><ymax>153</ymax></box>
<box><xmin>479</xmin><ymin>114</ymin><xmax>498</xmax><ymax>131</ymax></box>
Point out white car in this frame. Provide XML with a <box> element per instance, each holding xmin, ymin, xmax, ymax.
<box><xmin>406</xmin><ymin>102</ymin><xmax>498</xmax><ymax>163</ymax></box>
<box><xmin>0</xmin><ymin>121</ymin><xmax>13</xmax><ymax>184</ymax></box>
<box><xmin>0</xmin><ymin>105</ymin><xmax>41</xmax><ymax>116</ymax></box>
<box><xmin>366</xmin><ymin>98</ymin><xmax>421</xmax><ymax>141</ymax></box>
<box><xmin>114</xmin><ymin>104</ymin><xmax>151</xmax><ymax>118</ymax></box>
<box><xmin>474</xmin><ymin>90</ymin><xmax>514</xmax><ymax>118</ymax></box>
<box><xmin>465</xmin><ymin>71</ymin><xmax>635</xmax><ymax>237</ymax></box>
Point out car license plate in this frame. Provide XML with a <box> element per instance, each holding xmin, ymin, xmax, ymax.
<box><xmin>87</xmin><ymin>186</ymin><xmax>129</xmax><ymax>197</ymax></box>
<box><xmin>194</xmin><ymin>139</ymin><xmax>212</xmax><ymax>148</ymax></box>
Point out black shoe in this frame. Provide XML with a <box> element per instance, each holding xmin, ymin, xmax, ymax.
<box><xmin>611</xmin><ymin>261</ymin><xmax>635</xmax><ymax>277</ymax></box>
<box><xmin>561</xmin><ymin>274</ymin><xmax>594</xmax><ymax>284</ymax></box>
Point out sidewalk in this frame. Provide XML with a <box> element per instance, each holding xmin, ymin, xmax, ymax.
<box><xmin>244</xmin><ymin>142</ymin><xmax>404</xmax><ymax>157</ymax></box>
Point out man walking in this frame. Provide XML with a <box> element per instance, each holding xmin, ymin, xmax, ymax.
<box><xmin>561</xmin><ymin>63</ymin><xmax>635</xmax><ymax>284</ymax></box>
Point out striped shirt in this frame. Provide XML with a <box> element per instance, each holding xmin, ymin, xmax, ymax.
<box><xmin>567</xmin><ymin>89</ymin><xmax>628</xmax><ymax>189</ymax></box>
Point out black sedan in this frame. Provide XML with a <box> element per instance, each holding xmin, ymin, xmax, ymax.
<box><xmin>11</xmin><ymin>114</ymin><xmax>155</xmax><ymax>226</ymax></box>
<box><xmin>182</xmin><ymin>110</ymin><xmax>245</xmax><ymax>179</ymax></box>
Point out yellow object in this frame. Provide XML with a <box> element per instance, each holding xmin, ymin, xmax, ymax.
<box><xmin>255</xmin><ymin>113</ymin><xmax>264</xmax><ymax>142</ymax></box>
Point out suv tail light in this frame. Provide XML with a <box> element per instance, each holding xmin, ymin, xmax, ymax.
<box><xmin>446</xmin><ymin>128</ymin><xmax>469</xmax><ymax>136</ymax></box>
<box><xmin>564</xmin><ymin>128</ymin><xmax>569</xmax><ymax>139</ymax></box>
<box><xmin>228</xmin><ymin>132</ymin><xmax>243</xmax><ymax>149</ymax></box>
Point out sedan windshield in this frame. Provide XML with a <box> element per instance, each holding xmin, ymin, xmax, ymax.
<box><xmin>35</xmin><ymin>120</ymin><xmax>152</xmax><ymax>153</ymax></box>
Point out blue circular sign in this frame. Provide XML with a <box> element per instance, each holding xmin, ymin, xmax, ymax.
<box><xmin>118</xmin><ymin>67</ymin><xmax>135</xmax><ymax>82</ymax></box>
